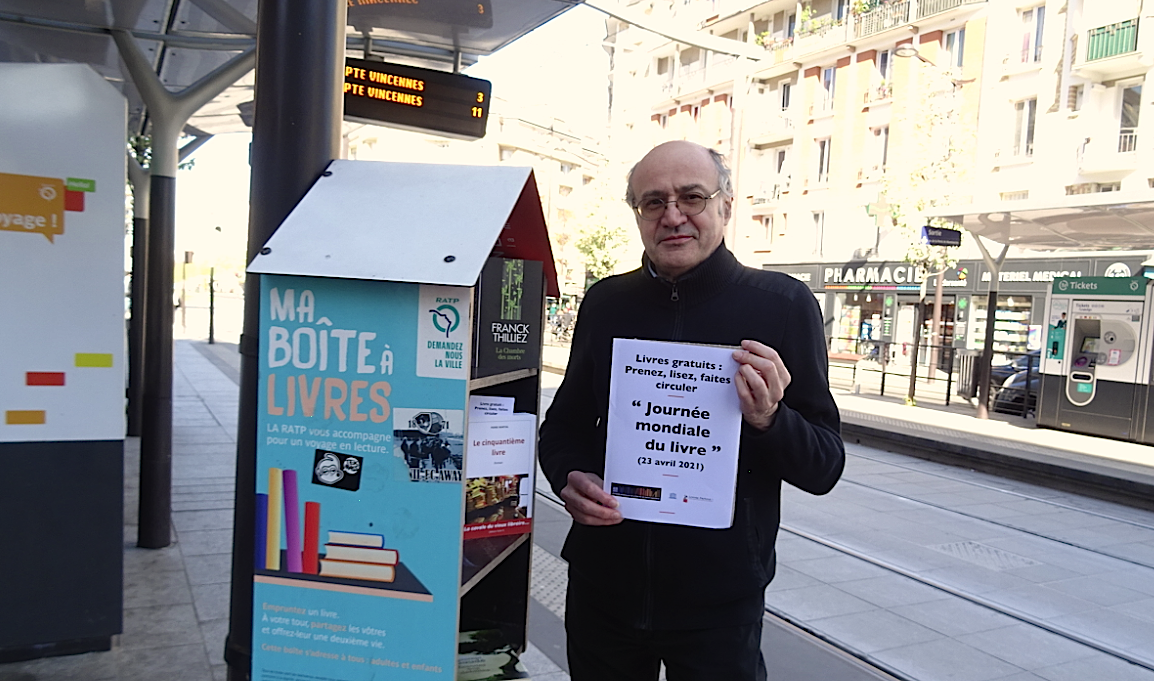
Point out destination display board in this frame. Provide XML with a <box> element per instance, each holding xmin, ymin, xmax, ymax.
<box><xmin>344</xmin><ymin>58</ymin><xmax>492</xmax><ymax>140</ymax></box>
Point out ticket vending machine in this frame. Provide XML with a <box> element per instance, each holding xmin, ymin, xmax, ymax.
<box><xmin>1037</xmin><ymin>277</ymin><xmax>1150</xmax><ymax>440</ymax></box>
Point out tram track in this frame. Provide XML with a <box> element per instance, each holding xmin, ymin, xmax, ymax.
<box><xmin>536</xmin><ymin>377</ymin><xmax>1154</xmax><ymax>678</ymax></box>
<box><xmin>841</xmin><ymin>451</ymin><xmax>1154</xmax><ymax>570</ymax></box>
<box><xmin>847</xmin><ymin>450</ymin><xmax>1154</xmax><ymax>532</ymax></box>
<box><xmin>534</xmin><ymin>474</ymin><xmax>1154</xmax><ymax>678</ymax></box>
<box><xmin>531</xmin><ymin>488</ymin><xmax>908</xmax><ymax>681</ymax></box>
<box><xmin>777</xmin><ymin>523</ymin><xmax>1154</xmax><ymax>674</ymax></box>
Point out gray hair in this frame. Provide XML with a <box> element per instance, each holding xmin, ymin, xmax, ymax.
<box><xmin>625</xmin><ymin>145</ymin><xmax>734</xmax><ymax>207</ymax></box>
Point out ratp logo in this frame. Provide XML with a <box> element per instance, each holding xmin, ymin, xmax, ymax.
<box><xmin>429</xmin><ymin>304</ymin><xmax>460</xmax><ymax>337</ymax></box>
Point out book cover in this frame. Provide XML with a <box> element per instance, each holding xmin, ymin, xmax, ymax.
<box><xmin>254</xmin><ymin>493</ymin><xmax>268</xmax><ymax>570</ymax></box>
<box><xmin>457</xmin><ymin>630</ymin><xmax>530</xmax><ymax>681</ymax></box>
<box><xmin>265</xmin><ymin>468</ymin><xmax>282</xmax><ymax>570</ymax></box>
<box><xmin>302</xmin><ymin>501</ymin><xmax>320</xmax><ymax>575</ymax></box>
<box><xmin>473</xmin><ymin>258</ymin><xmax>543</xmax><ymax>374</ymax></box>
<box><xmin>282</xmin><ymin>469</ymin><xmax>302</xmax><ymax>573</ymax></box>
<box><xmin>319</xmin><ymin>559</ymin><xmax>396</xmax><ymax>583</ymax></box>
<box><xmin>323</xmin><ymin>544</ymin><xmax>399</xmax><ymax>565</ymax></box>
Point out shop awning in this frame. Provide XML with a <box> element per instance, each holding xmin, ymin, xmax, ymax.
<box><xmin>924</xmin><ymin>194</ymin><xmax>1154</xmax><ymax>250</ymax></box>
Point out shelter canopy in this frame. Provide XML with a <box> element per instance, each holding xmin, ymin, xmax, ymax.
<box><xmin>925</xmin><ymin>194</ymin><xmax>1154</xmax><ymax>251</ymax></box>
<box><xmin>0</xmin><ymin>0</ymin><xmax>577</xmax><ymax>135</ymax></box>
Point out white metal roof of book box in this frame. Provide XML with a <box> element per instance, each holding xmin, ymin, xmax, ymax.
<box><xmin>247</xmin><ymin>159</ymin><xmax>559</xmax><ymax>297</ymax></box>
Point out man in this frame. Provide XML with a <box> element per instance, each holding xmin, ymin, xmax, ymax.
<box><xmin>538</xmin><ymin>140</ymin><xmax>845</xmax><ymax>681</ymax></box>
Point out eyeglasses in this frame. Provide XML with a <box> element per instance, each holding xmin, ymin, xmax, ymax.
<box><xmin>633</xmin><ymin>189</ymin><xmax>723</xmax><ymax>221</ymax></box>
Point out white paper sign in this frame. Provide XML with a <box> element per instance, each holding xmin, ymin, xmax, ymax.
<box><xmin>465</xmin><ymin>414</ymin><xmax>536</xmax><ymax>478</ymax></box>
<box><xmin>469</xmin><ymin>394</ymin><xmax>515</xmax><ymax>421</ymax></box>
<box><xmin>603</xmin><ymin>338</ymin><xmax>743</xmax><ymax>529</ymax></box>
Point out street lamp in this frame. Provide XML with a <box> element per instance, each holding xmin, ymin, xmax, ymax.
<box><xmin>893</xmin><ymin>43</ymin><xmax>975</xmax><ymax>87</ymax></box>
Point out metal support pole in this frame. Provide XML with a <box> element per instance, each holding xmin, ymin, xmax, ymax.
<box><xmin>126</xmin><ymin>135</ymin><xmax>208</xmax><ymax>437</ymax></box>
<box><xmin>139</xmin><ymin>170</ymin><xmax>177</xmax><ymax>547</ymax></box>
<box><xmin>181</xmin><ymin>260</ymin><xmax>188</xmax><ymax>329</ymax></box>
<box><xmin>225</xmin><ymin>1</ymin><xmax>345</xmax><ymax>678</ymax></box>
<box><xmin>126</xmin><ymin>157</ymin><xmax>150</xmax><ymax>437</ymax></box>
<box><xmin>976</xmin><ymin>288</ymin><xmax>999</xmax><ymax>419</ymax></box>
<box><xmin>970</xmin><ymin>228</ymin><xmax>1010</xmax><ymax>420</ymax></box>
<box><xmin>906</xmin><ymin>300</ymin><xmax>924</xmax><ymax>406</ymax></box>
<box><xmin>113</xmin><ymin>31</ymin><xmax>256</xmax><ymax>548</ymax></box>
<box><xmin>209</xmin><ymin>267</ymin><xmax>216</xmax><ymax>344</ymax></box>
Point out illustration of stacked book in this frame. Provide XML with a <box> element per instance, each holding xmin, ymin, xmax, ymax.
<box><xmin>254</xmin><ymin>467</ymin><xmax>429</xmax><ymax>597</ymax></box>
<box><xmin>319</xmin><ymin>531</ymin><xmax>399</xmax><ymax>583</ymax></box>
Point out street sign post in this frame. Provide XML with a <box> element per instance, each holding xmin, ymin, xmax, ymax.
<box><xmin>922</xmin><ymin>225</ymin><xmax>962</xmax><ymax>247</ymax></box>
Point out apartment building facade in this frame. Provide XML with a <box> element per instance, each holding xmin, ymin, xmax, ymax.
<box><xmin>604</xmin><ymin>0</ymin><xmax>1153</xmax><ymax>355</ymax></box>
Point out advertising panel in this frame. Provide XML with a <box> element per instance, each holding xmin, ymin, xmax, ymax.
<box><xmin>0</xmin><ymin>65</ymin><xmax>126</xmax><ymax>442</ymax></box>
<box><xmin>253</xmin><ymin>274</ymin><xmax>471</xmax><ymax>680</ymax></box>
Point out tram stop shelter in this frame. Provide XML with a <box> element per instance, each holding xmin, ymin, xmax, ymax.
<box><xmin>0</xmin><ymin>0</ymin><xmax>578</xmax><ymax>667</ymax></box>
<box><xmin>925</xmin><ymin>194</ymin><xmax>1154</xmax><ymax>417</ymax></box>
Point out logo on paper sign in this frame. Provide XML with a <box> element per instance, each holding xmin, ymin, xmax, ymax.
<box><xmin>610</xmin><ymin>482</ymin><xmax>662</xmax><ymax>501</ymax></box>
<box><xmin>0</xmin><ymin>172</ymin><xmax>94</xmax><ymax>242</ymax></box>
<box><xmin>430</xmin><ymin>304</ymin><xmax>460</xmax><ymax>337</ymax></box>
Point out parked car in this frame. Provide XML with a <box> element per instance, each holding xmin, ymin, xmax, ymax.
<box><xmin>992</xmin><ymin>369</ymin><xmax>1041</xmax><ymax>415</ymax></box>
<box><xmin>990</xmin><ymin>349</ymin><xmax>1040</xmax><ymax>388</ymax></box>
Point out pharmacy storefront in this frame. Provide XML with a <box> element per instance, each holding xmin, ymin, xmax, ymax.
<box><xmin>765</xmin><ymin>253</ymin><xmax>1148</xmax><ymax>359</ymax></box>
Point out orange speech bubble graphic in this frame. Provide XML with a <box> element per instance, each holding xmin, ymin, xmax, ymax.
<box><xmin>0</xmin><ymin>172</ymin><xmax>65</xmax><ymax>243</ymax></box>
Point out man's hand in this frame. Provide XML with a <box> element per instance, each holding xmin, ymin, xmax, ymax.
<box><xmin>560</xmin><ymin>471</ymin><xmax>623</xmax><ymax>526</ymax></box>
<box><xmin>733</xmin><ymin>339</ymin><xmax>791</xmax><ymax>431</ymax></box>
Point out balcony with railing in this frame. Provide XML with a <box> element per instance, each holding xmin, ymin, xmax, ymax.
<box><xmin>854</xmin><ymin>0</ymin><xmax>910</xmax><ymax>39</ymax></box>
<box><xmin>655</xmin><ymin>52</ymin><xmax>745</xmax><ymax>101</ymax></box>
<box><xmin>792</xmin><ymin>0</ymin><xmax>985</xmax><ymax>58</ymax></box>
<box><xmin>747</xmin><ymin>108</ymin><xmax>795</xmax><ymax>146</ymax></box>
<box><xmin>750</xmin><ymin>179</ymin><xmax>790</xmax><ymax>212</ymax></box>
<box><xmin>1074</xmin><ymin>19</ymin><xmax>1144</xmax><ymax>80</ymax></box>
<box><xmin>858</xmin><ymin>164</ymin><xmax>885</xmax><ymax>182</ymax></box>
<box><xmin>755</xmin><ymin>37</ymin><xmax>796</xmax><ymax>68</ymax></box>
<box><xmin>1080</xmin><ymin>128</ymin><xmax>1140</xmax><ymax>179</ymax></box>
<box><xmin>915</xmin><ymin>0</ymin><xmax>984</xmax><ymax>19</ymax></box>
<box><xmin>808</xmin><ymin>96</ymin><xmax>836</xmax><ymax>117</ymax></box>
<box><xmin>863</xmin><ymin>82</ymin><xmax>893</xmax><ymax>104</ymax></box>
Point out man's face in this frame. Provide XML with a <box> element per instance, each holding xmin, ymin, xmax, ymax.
<box><xmin>629</xmin><ymin>141</ymin><xmax>731</xmax><ymax>280</ymax></box>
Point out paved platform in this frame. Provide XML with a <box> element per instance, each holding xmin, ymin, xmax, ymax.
<box><xmin>4</xmin><ymin>339</ymin><xmax>1152</xmax><ymax>681</ymax></box>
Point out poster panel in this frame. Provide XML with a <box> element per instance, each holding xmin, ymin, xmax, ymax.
<box><xmin>0</xmin><ymin>65</ymin><xmax>126</xmax><ymax>441</ymax></box>
<box><xmin>253</xmin><ymin>274</ymin><xmax>471</xmax><ymax>680</ymax></box>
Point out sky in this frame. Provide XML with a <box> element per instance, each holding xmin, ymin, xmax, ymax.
<box><xmin>175</xmin><ymin>6</ymin><xmax>610</xmax><ymax>262</ymax></box>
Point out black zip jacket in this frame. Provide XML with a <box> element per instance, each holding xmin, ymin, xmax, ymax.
<box><xmin>539</xmin><ymin>244</ymin><xmax>845</xmax><ymax>630</ymax></box>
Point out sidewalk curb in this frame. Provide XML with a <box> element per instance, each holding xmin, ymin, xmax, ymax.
<box><xmin>841</xmin><ymin>418</ymin><xmax>1154</xmax><ymax>509</ymax></box>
